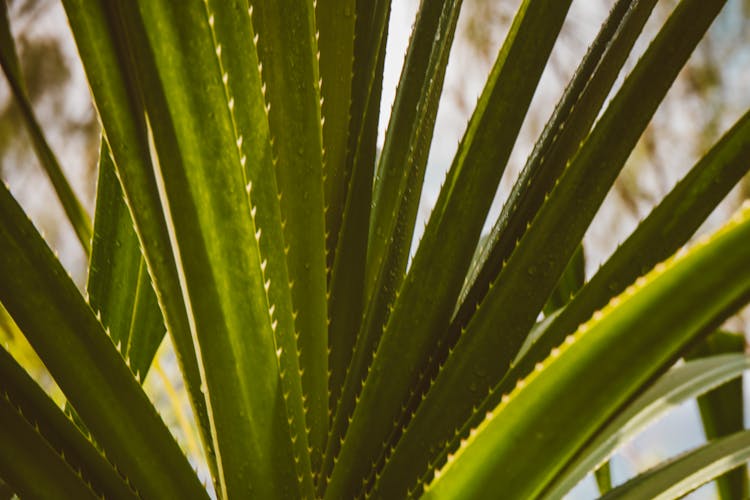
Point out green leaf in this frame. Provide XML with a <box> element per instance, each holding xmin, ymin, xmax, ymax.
<box><xmin>602</xmin><ymin>429</ymin><xmax>750</xmax><ymax>500</ymax></box>
<box><xmin>250</xmin><ymin>1</ymin><xmax>329</xmax><ymax>473</ymax></box>
<box><xmin>324</xmin><ymin>5</ymin><xmax>391</xmax><ymax>421</ymax></box>
<box><xmin>0</xmin><ymin>392</ymin><xmax>99</xmax><ymax>500</ymax></box>
<box><xmin>61</xmin><ymin>1</ymin><xmax>215</xmax><ymax>478</ymax></box>
<box><xmin>122</xmin><ymin>0</ymin><xmax>308</xmax><ymax>496</ymax></box>
<box><xmin>377</xmin><ymin>3</ymin><xmax>729</xmax><ymax>495</ymax></box>
<box><xmin>317</xmin><ymin>0</ymin><xmax>356</xmax><ymax>268</ymax></box>
<box><xmin>205</xmin><ymin>0</ymin><xmax>315</xmax><ymax>493</ymax></box>
<box><xmin>503</xmin><ymin>105</ymin><xmax>750</xmax><ymax>409</ymax></box>
<box><xmin>386</xmin><ymin>1</ymin><xmax>658</xmax><ymax>470</ymax></box>
<box><xmin>324</xmin><ymin>1</ymin><xmax>574</xmax><ymax>497</ymax></box>
<box><xmin>0</xmin><ymin>346</ymin><xmax>136</xmax><ymax>499</ymax></box>
<box><xmin>543</xmin><ymin>244</ymin><xmax>585</xmax><ymax>316</ymax></box>
<box><xmin>325</xmin><ymin>0</ymin><xmax>463</xmax><ymax>476</ymax></box>
<box><xmin>410</xmin><ymin>100</ymin><xmax>750</xmax><ymax>499</ymax></box>
<box><xmin>88</xmin><ymin>141</ymin><xmax>164</xmax><ymax>380</ymax></box>
<box><xmin>0</xmin><ymin>181</ymin><xmax>207</xmax><ymax>499</ymax></box>
<box><xmin>365</xmin><ymin>0</ymin><xmax>462</xmax><ymax>302</ymax></box>
<box><xmin>0</xmin><ymin>1</ymin><xmax>92</xmax><ymax>255</ymax></box>
<box><xmin>455</xmin><ymin>0</ymin><xmax>657</xmax><ymax>332</ymax></box>
<box><xmin>544</xmin><ymin>353</ymin><xmax>750</xmax><ymax>498</ymax></box>
<box><xmin>686</xmin><ymin>331</ymin><xmax>748</xmax><ymax>500</ymax></box>
<box><xmin>423</xmin><ymin>203</ymin><xmax>750</xmax><ymax>499</ymax></box>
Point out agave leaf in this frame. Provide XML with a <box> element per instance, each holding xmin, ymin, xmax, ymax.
<box><xmin>320</xmin><ymin>0</ymin><xmax>373</xmax><ymax>428</ymax></box>
<box><xmin>386</xmin><ymin>0</ymin><xmax>657</xmax><ymax>464</ymax></box>
<box><xmin>120</xmin><ymin>1</ymin><xmax>309</xmax><ymax>496</ymax></box>
<box><xmin>249</xmin><ymin>1</ymin><xmax>329</xmax><ymax>472</ymax></box>
<box><xmin>504</xmin><ymin>105</ymin><xmax>750</xmax><ymax>404</ymax></box>
<box><xmin>323</xmin><ymin>0</ymin><xmax>391</xmax><ymax>300</ymax></box>
<box><xmin>343</xmin><ymin>0</ymin><xmax>391</xmax><ymax>234</ymax></box>
<box><xmin>423</xmin><ymin>203</ymin><xmax>750</xmax><ymax>499</ymax></box>
<box><xmin>0</xmin><ymin>1</ymin><xmax>91</xmax><ymax>254</ymax></box>
<box><xmin>375</xmin><ymin>3</ymin><xmax>728</xmax><ymax>495</ymax></box>
<box><xmin>686</xmin><ymin>331</ymin><xmax>747</xmax><ymax>500</ymax></box>
<box><xmin>325</xmin><ymin>0</ymin><xmax>463</xmax><ymax>472</ymax></box>
<box><xmin>544</xmin><ymin>353</ymin><xmax>750</xmax><ymax>498</ymax></box>
<box><xmin>325</xmin><ymin>0</ymin><xmax>390</xmax><ymax>420</ymax></box>
<box><xmin>64</xmin><ymin>139</ymin><xmax>165</xmax><ymax>439</ymax></box>
<box><xmin>206</xmin><ymin>0</ymin><xmax>315</xmax><ymax>492</ymax></box>
<box><xmin>61</xmin><ymin>1</ymin><xmax>215</xmax><ymax>477</ymax></box>
<box><xmin>317</xmin><ymin>0</ymin><xmax>356</xmax><ymax>268</ymax></box>
<box><xmin>88</xmin><ymin>141</ymin><xmax>164</xmax><ymax>381</ymax></box>
<box><xmin>602</xmin><ymin>429</ymin><xmax>750</xmax><ymax>500</ymax></box>
<box><xmin>348</xmin><ymin>0</ymin><xmax>391</xmax><ymax>158</ymax></box>
<box><xmin>410</xmin><ymin>102</ymin><xmax>750</xmax><ymax>498</ymax></box>
<box><xmin>0</xmin><ymin>346</ymin><xmax>136</xmax><ymax>499</ymax></box>
<box><xmin>543</xmin><ymin>243</ymin><xmax>585</xmax><ymax>316</ymax></box>
<box><xmin>324</xmin><ymin>1</ymin><xmax>574</xmax><ymax>497</ymax></box>
<box><xmin>0</xmin><ymin>182</ymin><xmax>207</xmax><ymax>499</ymax></box>
<box><xmin>455</xmin><ymin>0</ymin><xmax>657</xmax><ymax>325</ymax></box>
<box><xmin>0</xmin><ymin>393</ymin><xmax>99</xmax><ymax>500</ymax></box>
<box><xmin>322</xmin><ymin>0</ymin><xmax>392</xmax><ymax>290</ymax></box>
<box><xmin>365</xmin><ymin>0</ymin><xmax>462</xmax><ymax>301</ymax></box>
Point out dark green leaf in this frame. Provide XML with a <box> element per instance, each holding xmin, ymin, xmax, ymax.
<box><xmin>0</xmin><ymin>180</ymin><xmax>207</xmax><ymax>499</ymax></box>
<box><xmin>61</xmin><ymin>1</ymin><xmax>215</xmax><ymax>478</ymax></box>
<box><xmin>424</xmin><ymin>203</ymin><xmax>750</xmax><ymax>499</ymax></box>
<box><xmin>0</xmin><ymin>346</ymin><xmax>136</xmax><ymax>499</ymax></box>
<box><xmin>325</xmin><ymin>1</ymin><xmax>574</xmax><ymax>497</ymax></box>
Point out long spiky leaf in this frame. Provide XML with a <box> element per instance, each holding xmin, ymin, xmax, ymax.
<box><xmin>378</xmin><ymin>4</ymin><xmax>728</xmax><ymax>495</ymax></box>
<box><xmin>424</xmin><ymin>202</ymin><xmax>750</xmax><ymax>500</ymax></box>
<box><xmin>0</xmin><ymin>181</ymin><xmax>207</xmax><ymax>499</ymax></box>
<box><xmin>61</xmin><ymin>2</ymin><xmax>216</xmax><ymax>479</ymax></box>
<box><xmin>324</xmin><ymin>1</ymin><xmax>573</xmax><ymax>497</ymax></box>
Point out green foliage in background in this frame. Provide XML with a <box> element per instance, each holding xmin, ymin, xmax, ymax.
<box><xmin>1</xmin><ymin>0</ymin><xmax>750</xmax><ymax>498</ymax></box>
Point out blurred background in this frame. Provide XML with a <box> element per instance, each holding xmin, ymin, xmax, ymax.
<box><xmin>1</xmin><ymin>0</ymin><xmax>749</xmax><ymax>497</ymax></box>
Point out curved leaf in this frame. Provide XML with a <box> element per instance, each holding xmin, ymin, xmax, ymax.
<box><xmin>545</xmin><ymin>353</ymin><xmax>750</xmax><ymax>498</ymax></box>
<box><xmin>0</xmin><ymin>393</ymin><xmax>99</xmax><ymax>500</ymax></box>
<box><xmin>602</xmin><ymin>430</ymin><xmax>750</xmax><ymax>500</ymax></box>
<box><xmin>0</xmin><ymin>346</ymin><xmax>136</xmax><ymax>499</ymax></box>
<box><xmin>382</xmin><ymin>4</ymin><xmax>659</xmax><ymax>480</ymax></box>
<box><xmin>454</xmin><ymin>0</ymin><xmax>656</xmax><ymax>330</ymax></box>
<box><xmin>424</xmin><ymin>202</ymin><xmax>750</xmax><ymax>499</ymax></box>
<box><xmin>378</xmin><ymin>4</ymin><xmax>729</xmax><ymax>496</ymax></box>
<box><xmin>325</xmin><ymin>0</ymin><xmax>390</xmax><ymax>425</ymax></box>
<box><xmin>207</xmin><ymin>0</ymin><xmax>315</xmax><ymax>492</ymax></box>
<box><xmin>0</xmin><ymin>180</ymin><xmax>207</xmax><ymax>499</ymax></box>
<box><xmin>125</xmin><ymin>0</ymin><xmax>307</xmax><ymax>496</ymax></box>
<box><xmin>504</xmin><ymin>105</ymin><xmax>750</xmax><ymax>407</ymax></box>
<box><xmin>317</xmin><ymin>0</ymin><xmax>356</xmax><ymax>268</ymax></box>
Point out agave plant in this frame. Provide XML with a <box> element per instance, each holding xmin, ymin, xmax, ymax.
<box><xmin>1</xmin><ymin>0</ymin><xmax>750</xmax><ymax>498</ymax></box>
